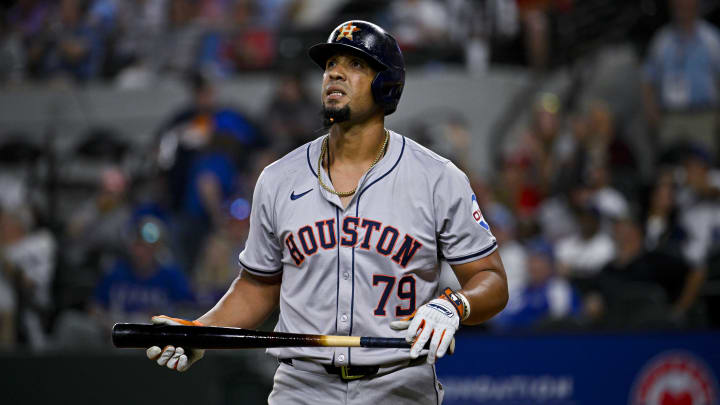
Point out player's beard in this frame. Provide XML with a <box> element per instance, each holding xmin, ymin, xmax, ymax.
<box><xmin>321</xmin><ymin>104</ymin><xmax>350</xmax><ymax>128</ymax></box>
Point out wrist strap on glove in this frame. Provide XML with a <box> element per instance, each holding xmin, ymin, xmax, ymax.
<box><xmin>440</xmin><ymin>288</ymin><xmax>470</xmax><ymax>322</ymax></box>
<box><xmin>154</xmin><ymin>315</ymin><xmax>205</xmax><ymax>326</ymax></box>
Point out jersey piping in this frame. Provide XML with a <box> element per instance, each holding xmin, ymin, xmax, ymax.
<box><xmin>238</xmin><ymin>258</ymin><xmax>282</xmax><ymax>275</ymax></box>
<box><xmin>444</xmin><ymin>241</ymin><xmax>498</xmax><ymax>263</ymax></box>
<box><xmin>349</xmin><ymin>135</ymin><xmax>406</xmax><ymax>364</ymax></box>
<box><xmin>306</xmin><ymin>142</ymin><xmax>318</xmax><ymax>178</ymax></box>
<box><xmin>335</xmin><ymin>206</ymin><xmax>341</xmax><ymax>334</ymax></box>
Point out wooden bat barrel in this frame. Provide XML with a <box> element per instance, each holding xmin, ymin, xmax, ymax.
<box><xmin>112</xmin><ymin>323</ymin><xmax>414</xmax><ymax>350</ymax></box>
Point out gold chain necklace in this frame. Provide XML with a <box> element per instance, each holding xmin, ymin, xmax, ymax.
<box><xmin>317</xmin><ymin>129</ymin><xmax>389</xmax><ymax>197</ymax></box>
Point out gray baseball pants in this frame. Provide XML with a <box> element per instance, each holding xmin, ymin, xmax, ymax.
<box><xmin>268</xmin><ymin>359</ymin><xmax>444</xmax><ymax>405</ymax></box>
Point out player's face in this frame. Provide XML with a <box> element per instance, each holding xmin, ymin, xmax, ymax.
<box><xmin>321</xmin><ymin>53</ymin><xmax>378</xmax><ymax>120</ymax></box>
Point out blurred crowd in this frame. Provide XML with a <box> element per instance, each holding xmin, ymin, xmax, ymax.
<box><xmin>0</xmin><ymin>0</ymin><xmax>719</xmax><ymax>352</ymax></box>
<box><xmin>3</xmin><ymin>0</ymin><xmax>681</xmax><ymax>86</ymax></box>
<box><xmin>0</xmin><ymin>67</ymin><xmax>296</xmax><ymax>350</ymax></box>
<box><xmin>0</xmin><ymin>0</ymin><xmax>302</xmax><ymax>84</ymax></box>
<box><xmin>0</xmin><ymin>0</ymin><xmax>496</xmax><ymax>86</ymax></box>
<box><xmin>487</xmin><ymin>0</ymin><xmax>720</xmax><ymax>333</ymax></box>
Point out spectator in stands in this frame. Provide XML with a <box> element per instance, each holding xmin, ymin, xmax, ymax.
<box><xmin>254</xmin><ymin>0</ymin><xmax>295</xmax><ymax>29</ymax></box>
<box><xmin>86</xmin><ymin>0</ymin><xmax>118</xmax><ymax>31</ymax></box>
<box><xmin>0</xmin><ymin>7</ymin><xmax>26</xmax><ymax>84</ymax></box>
<box><xmin>154</xmin><ymin>0</ymin><xmax>204</xmax><ymax>76</ymax></box>
<box><xmin>537</xmin><ymin>112</ymin><xmax>594</xmax><ymax>244</ymax></box>
<box><xmin>0</xmin><ymin>174</ymin><xmax>28</xmax><ymax>349</ymax></box>
<box><xmin>5</xmin><ymin>0</ymin><xmax>53</xmax><ymax>79</ymax></box>
<box><xmin>586</xmin><ymin>162</ymin><xmax>630</xmax><ymax>224</ymax></box>
<box><xmin>673</xmin><ymin>147</ymin><xmax>719</xmax><ymax>321</ymax></box>
<box><xmin>409</xmin><ymin>111</ymin><xmax>474</xmax><ymax>174</ymax></box>
<box><xmin>175</xmin><ymin>134</ymin><xmax>241</xmax><ymax>269</ymax></box>
<box><xmin>443</xmin><ymin>117</ymin><xmax>475</xmax><ymax>172</ymax></box>
<box><xmin>6</xmin><ymin>0</ymin><xmax>53</xmax><ymax>38</ymax></box>
<box><xmin>555</xmin><ymin>204</ymin><xmax>614</xmax><ymax>290</ymax></box>
<box><xmin>491</xmin><ymin>238</ymin><xmax>580</xmax><ymax>331</ymax></box>
<box><xmin>155</xmin><ymin>71</ymin><xmax>263</xmax><ymax>271</ymax></box>
<box><xmin>195</xmin><ymin>0</ymin><xmax>279</xmax><ymax>74</ymax></box>
<box><xmin>264</xmin><ymin>72</ymin><xmax>318</xmax><ymax>154</ymax></box>
<box><xmin>556</xmin><ymin>101</ymin><xmax>637</xmax><ymax>190</ymax></box>
<box><xmin>495</xmin><ymin>153</ymin><xmax>543</xmax><ymax>221</ymax></box>
<box><xmin>606</xmin><ymin>216</ymin><xmax>689</xmax><ymax>308</ymax></box>
<box><xmin>193</xmin><ymin>200</ymin><xmax>250</xmax><ymax>307</ymax></box>
<box><xmin>156</xmin><ymin>71</ymin><xmax>264</xmax><ymax>174</ymax></box>
<box><xmin>0</xmin><ymin>262</ymin><xmax>14</xmax><ymax>348</ymax></box>
<box><xmin>517</xmin><ymin>0</ymin><xmax>552</xmax><ymax>72</ymax></box>
<box><xmin>66</xmin><ymin>166</ymin><xmax>130</xmax><ymax>257</ymax></box>
<box><xmin>642</xmin><ymin>0</ymin><xmax>720</xmax><ymax>158</ymax></box>
<box><xmin>584</xmin><ymin>101</ymin><xmax>637</xmax><ymax>183</ymax></box>
<box><xmin>585</xmin><ymin>214</ymin><xmax>698</xmax><ymax>327</ymax></box>
<box><xmin>217</xmin><ymin>0</ymin><xmax>276</xmax><ymax>72</ymax></box>
<box><xmin>389</xmin><ymin>0</ymin><xmax>449</xmax><ymax>49</ymax></box>
<box><xmin>64</xmin><ymin>166</ymin><xmax>131</xmax><ymax>305</ymax></box>
<box><xmin>643</xmin><ymin>170</ymin><xmax>688</xmax><ymax>259</ymax></box>
<box><xmin>488</xmin><ymin>0</ymin><xmax>571</xmax><ymax>73</ymax></box>
<box><xmin>156</xmin><ymin>72</ymin><xmax>217</xmax><ymax>170</ymax></box>
<box><xmin>43</xmin><ymin>0</ymin><xmax>104</xmax><ymax>82</ymax></box>
<box><xmin>542</xmin><ymin>100</ymin><xmax>637</xmax><ymax>220</ymax></box>
<box><xmin>111</xmin><ymin>0</ymin><xmax>168</xmax><ymax>86</ymax></box>
<box><xmin>93</xmin><ymin>206</ymin><xmax>194</xmax><ymax>328</ymax></box>
<box><xmin>520</xmin><ymin>92</ymin><xmax>563</xmax><ymax>196</ymax></box>
<box><xmin>0</xmin><ymin>205</ymin><xmax>56</xmax><ymax>350</ymax></box>
<box><xmin>550</xmin><ymin>111</ymin><xmax>589</xmax><ymax>195</ymax></box>
<box><xmin>675</xmin><ymin>145</ymin><xmax>720</xmax><ymax>210</ymax></box>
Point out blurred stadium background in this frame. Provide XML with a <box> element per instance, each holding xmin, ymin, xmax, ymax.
<box><xmin>0</xmin><ymin>0</ymin><xmax>719</xmax><ymax>404</ymax></box>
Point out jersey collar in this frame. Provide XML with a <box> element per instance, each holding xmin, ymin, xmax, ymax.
<box><xmin>307</xmin><ymin>130</ymin><xmax>404</xmax><ymax>209</ymax></box>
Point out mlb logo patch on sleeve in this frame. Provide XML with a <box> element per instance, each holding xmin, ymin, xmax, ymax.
<box><xmin>471</xmin><ymin>194</ymin><xmax>490</xmax><ymax>231</ymax></box>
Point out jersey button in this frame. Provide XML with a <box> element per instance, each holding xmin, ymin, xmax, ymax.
<box><xmin>340</xmin><ymin>314</ymin><xmax>348</xmax><ymax>322</ymax></box>
<box><xmin>338</xmin><ymin>354</ymin><xmax>345</xmax><ymax>362</ymax></box>
<box><xmin>343</xmin><ymin>272</ymin><xmax>349</xmax><ymax>280</ymax></box>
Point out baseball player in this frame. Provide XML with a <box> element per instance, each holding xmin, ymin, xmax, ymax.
<box><xmin>146</xmin><ymin>21</ymin><xmax>508</xmax><ymax>404</ymax></box>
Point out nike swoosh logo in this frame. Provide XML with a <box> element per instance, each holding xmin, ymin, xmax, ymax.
<box><xmin>290</xmin><ymin>188</ymin><xmax>313</xmax><ymax>201</ymax></box>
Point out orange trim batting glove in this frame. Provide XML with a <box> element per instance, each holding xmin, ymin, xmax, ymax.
<box><xmin>145</xmin><ymin>315</ymin><xmax>205</xmax><ymax>372</ymax></box>
<box><xmin>390</xmin><ymin>288</ymin><xmax>467</xmax><ymax>364</ymax></box>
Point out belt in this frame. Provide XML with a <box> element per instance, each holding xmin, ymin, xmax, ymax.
<box><xmin>324</xmin><ymin>364</ymin><xmax>380</xmax><ymax>381</ymax></box>
<box><xmin>279</xmin><ymin>357</ymin><xmax>426</xmax><ymax>382</ymax></box>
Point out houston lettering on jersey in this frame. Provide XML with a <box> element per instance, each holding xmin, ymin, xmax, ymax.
<box><xmin>284</xmin><ymin>217</ymin><xmax>422</xmax><ymax>268</ymax></box>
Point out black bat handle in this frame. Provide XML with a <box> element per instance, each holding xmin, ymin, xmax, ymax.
<box><xmin>360</xmin><ymin>337</ymin><xmax>412</xmax><ymax>348</ymax></box>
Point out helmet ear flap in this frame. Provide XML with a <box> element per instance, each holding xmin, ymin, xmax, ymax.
<box><xmin>371</xmin><ymin>69</ymin><xmax>404</xmax><ymax>115</ymax></box>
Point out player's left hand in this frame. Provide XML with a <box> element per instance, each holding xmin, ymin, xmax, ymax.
<box><xmin>145</xmin><ymin>315</ymin><xmax>205</xmax><ymax>372</ymax></box>
<box><xmin>390</xmin><ymin>297</ymin><xmax>459</xmax><ymax>364</ymax></box>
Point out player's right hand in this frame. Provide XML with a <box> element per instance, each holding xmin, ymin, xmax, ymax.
<box><xmin>145</xmin><ymin>315</ymin><xmax>205</xmax><ymax>372</ymax></box>
<box><xmin>390</xmin><ymin>297</ymin><xmax>459</xmax><ymax>364</ymax></box>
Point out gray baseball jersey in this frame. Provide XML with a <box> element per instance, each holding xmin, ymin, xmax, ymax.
<box><xmin>238</xmin><ymin>130</ymin><xmax>497</xmax><ymax>366</ymax></box>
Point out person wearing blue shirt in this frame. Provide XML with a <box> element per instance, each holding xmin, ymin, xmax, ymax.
<box><xmin>93</xmin><ymin>209</ymin><xmax>194</xmax><ymax>322</ymax></box>
<box><xmin>492</xmin><ymin>239</ymin><xmax>581</xmax><ymax>331</ymax></box>
<box><xmin>642</xmin><ymin>0</ymin><xmax>720</xmax><ymax>157</ymax></box>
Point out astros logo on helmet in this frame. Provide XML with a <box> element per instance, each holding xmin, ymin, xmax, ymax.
<box><xmin>336</xmin><ymin>23</ymin><xmax>361</xmax><ymax>41</ymax></box>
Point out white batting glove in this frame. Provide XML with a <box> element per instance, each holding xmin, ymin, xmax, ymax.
<box><xmin>390</xmin><ymin>298</ymin><xmax>459</xmax><ymax>364</ymax></box>
<box><xmin>145</xmin><ymin>315</ymin><xmax>205</xmax><ymax>372</ymax></box>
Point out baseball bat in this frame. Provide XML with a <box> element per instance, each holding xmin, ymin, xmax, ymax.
<box><xmin>112</xmin><ymin>323</ymin><xmax>419</xmax><ymax>350</ymax></box>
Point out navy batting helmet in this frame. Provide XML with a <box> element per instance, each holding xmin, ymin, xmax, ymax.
<box><xmin>309</xmin><ymin>20</ymin><xmax>405</xmax><ymax>115</ymax></box>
